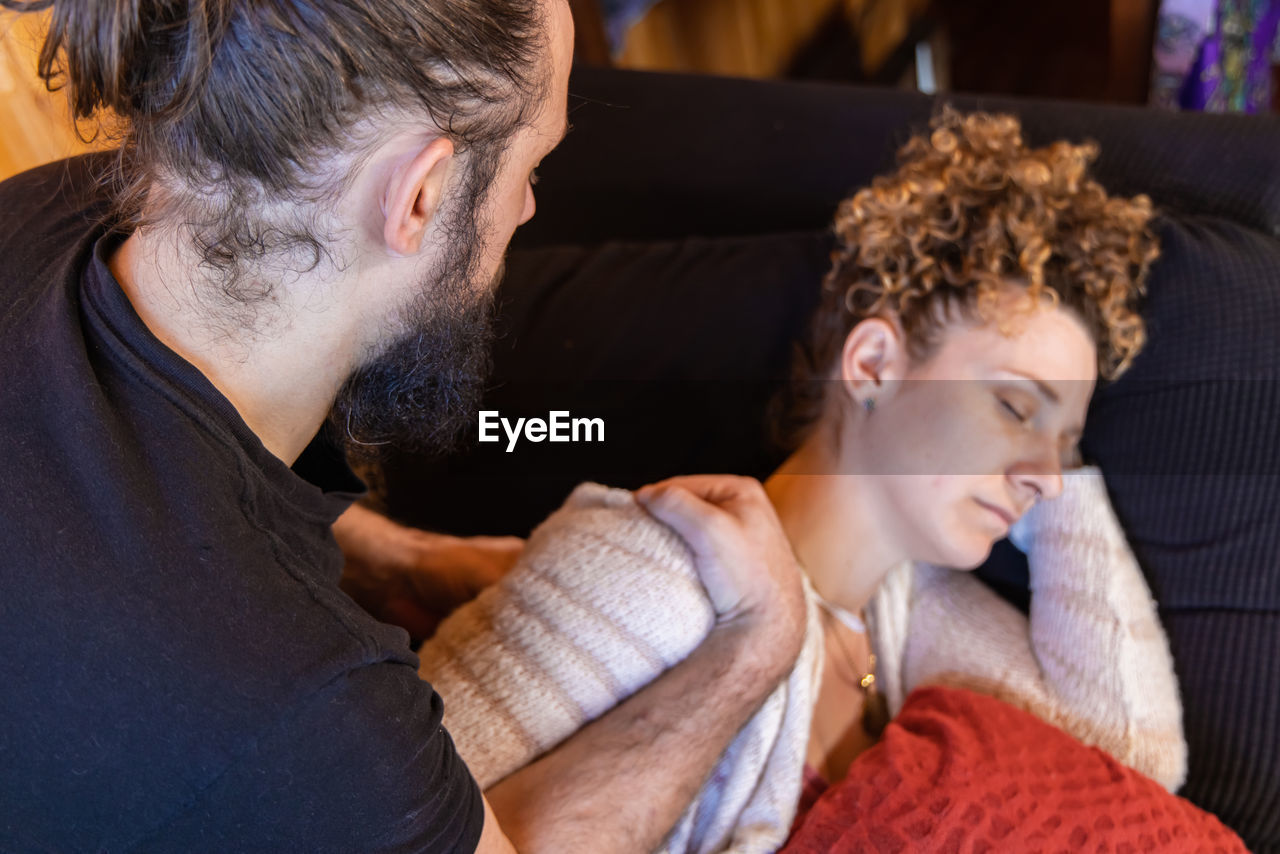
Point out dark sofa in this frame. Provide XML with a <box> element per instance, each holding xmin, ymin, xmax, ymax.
<box><xmin>380</xmin><ymin>67</ymin><xmax>1280</xmax><ymax>851</ymax></box>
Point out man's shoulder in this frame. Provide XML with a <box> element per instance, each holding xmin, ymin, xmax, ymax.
<box><xmin>0</xmin><ymin>472</ymin><xmax>429</xmax><ymax>850</ymax></box>
<box><xmin>123</xmin><ymin>660</ymin><xmax>483</xmax><ymax>854</ymax></box>
<box><xmin>0</xmin><ymin>153</ymin><xmax>115</xmax><ymax>213</ymax></box>
<box><xmin>0</xmin><ymin>153</ymin><xmax>115</xmax><ymax>261</ymax></box>
<box><xmin>1</xmin><ymin>621</ymin><xmax>473</xmax><ymax>852</ymax></box>
<box><xmin>0</xmin><ymin>154</ymin><xmax>116</xmax><ymax>377</ymax></box>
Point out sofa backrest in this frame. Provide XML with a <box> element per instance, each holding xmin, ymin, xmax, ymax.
<box><xmin>513</xmin><ymin>66</ymin><xmax>1280</xmax><ymax>247</ymax></box>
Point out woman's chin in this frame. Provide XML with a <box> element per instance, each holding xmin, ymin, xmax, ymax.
<box><xmin>937</xmin><ymin>534</ymin><xmax>996</xmax><ymax>571</ymax></box>
<box><xmin>916</xmin><ymin>520</ymin><xmax>999</xmax><ymax>570</ymax></box>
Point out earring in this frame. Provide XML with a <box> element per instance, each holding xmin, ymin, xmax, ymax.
<box><xmin>863</xmin><ymin>397</ymin><xmax>876</xmax><ymax>414</ymax></box>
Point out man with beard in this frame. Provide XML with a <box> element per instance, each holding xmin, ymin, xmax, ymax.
<box><xmin>0</xmin><ymin>0</ymin><xmax>807</xmax><ymax>852</ymax></box>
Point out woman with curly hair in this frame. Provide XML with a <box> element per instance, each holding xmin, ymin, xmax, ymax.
<box><xmin>769</xmin><ymin>107</ymin><xmax>1172</xmax><ymax>785</ymax></box>
<box><xmin>415</xmin><ymin>110</ymin><xmax>1243</xmax><ymax>851</ymax></box>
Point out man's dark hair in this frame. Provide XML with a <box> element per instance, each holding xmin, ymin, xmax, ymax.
<box><xmin>3</xmin><ymin>0</ymin><xmax>548</xmax><ymax>304</ymax></box>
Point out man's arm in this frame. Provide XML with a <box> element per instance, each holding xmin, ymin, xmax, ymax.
<box><xmin>476</xmin><ymin>797</ymin><xmax>518</xmax><ymax>854</ymax></box>
<box><xmin>336</xmin><ymin>477</ymin><xmax>807</xmax><ymax>852</ymax></box>
<box><xmin>480</xmin><ymin>475</ymin><xmax>808</xmax><ymax>853</ymax></box>
<box><xmin>334</xmin><ymin>503</ymin><xmax>523</xmax><ymax>640</ymax></box>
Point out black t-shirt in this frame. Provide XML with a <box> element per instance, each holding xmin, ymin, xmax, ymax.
<box><xmin>0</xmin><ymin>156</ymin><xmax>484</xmax><ymax>853</ymax></box>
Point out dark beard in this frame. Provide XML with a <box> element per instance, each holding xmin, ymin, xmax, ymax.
<box><xmin>330</xmin><ymin>278</ymin><xmax>496</xmax><ymax>462</ymax></box>
<box><xmin>329</xmin><ymin>166</ymin><xmax>501</xmax><ymax>462</ymax></box>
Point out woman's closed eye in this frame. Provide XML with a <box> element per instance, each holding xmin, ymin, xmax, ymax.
<box><xmin>997</xmin><ymin>395</ymin><xmax>1030</xmax><ymax>424</ymax></box>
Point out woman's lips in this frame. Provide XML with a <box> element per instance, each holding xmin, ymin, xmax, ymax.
<box><xmin>975</xmin><ymin>498</ymin><xmax>1017</xmax><ymax>528</ymax></box>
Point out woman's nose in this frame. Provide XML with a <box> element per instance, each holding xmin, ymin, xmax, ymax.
<box><xmin>1012</xmin><ymin>439</ymin><xmax>1064</xmax><ymax>503</ymax></box>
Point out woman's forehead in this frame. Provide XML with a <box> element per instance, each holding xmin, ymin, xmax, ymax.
<box><xmin>926</xmin><ymin>303</ymin><xmax>1098</xmax><ymax>383</ymax></box>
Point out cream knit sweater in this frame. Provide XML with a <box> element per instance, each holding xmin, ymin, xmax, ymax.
<box><xmin>866</xmin><ymin>466</ymin><xmax>1187</xmax><ymax>791</ymax></box>
<box><xmin>419</xmin><ymin>484</ymin><xmax>826</xmax><ymax>854</ymax></box>
<box><xmin>419</xmin><ymin>468</ymin><xmax>1186</xmax><ymax>853</ymax></box>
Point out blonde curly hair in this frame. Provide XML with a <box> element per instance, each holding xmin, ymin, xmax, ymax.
<box><xmin>777</xmin><ymin>108</ymin><xmax>1160</xmax><ymax>449</ymax></box>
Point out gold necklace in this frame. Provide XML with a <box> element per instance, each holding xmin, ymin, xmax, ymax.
<box><xmin>817</xmin><ymin>599</ymin><xmax>890</xmax><ymax>738</ymax></box>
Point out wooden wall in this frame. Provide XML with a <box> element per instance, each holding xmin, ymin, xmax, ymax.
<box><xmin>614</xmin><ymin>0</ymin><xmax>930</xmax><ymax>79</ymax></box>
<box><xmin>616</xmin><ymin>0</ymin><xmax>843</xmax><ymax>78</ymax></box>
<box><xmin>2</xmin><ymin>0</ymin><xmax>940</xmax><ymax>184</ymax></box>
<box><xmin>0</xmin><ymin>10</ymin><xmax>103</xmax><ymax>183</ymax></box>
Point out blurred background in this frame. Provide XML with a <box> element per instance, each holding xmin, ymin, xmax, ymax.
<box><xmin>3</xmin><ymin>0</ymin><xmax>1279</xmax><ymax>182</ymax></box>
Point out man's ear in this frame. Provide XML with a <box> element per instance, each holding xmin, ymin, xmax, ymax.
<box><xmin>381</xmin><ymin>136</ymin><xmax>456</xmax><ymax>256</ymax></box>
<box><xmin>838</xmin><ymin>316</ymin><xmax>908</xmax><ymax>407</ymax></box>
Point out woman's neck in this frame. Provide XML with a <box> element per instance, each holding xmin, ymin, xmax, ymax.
<box><xmin>763</xmin><ymin>433</ymin><xmax>905</xmax><ymax>614</ymax></box>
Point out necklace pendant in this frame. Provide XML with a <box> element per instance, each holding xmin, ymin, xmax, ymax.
<box><xmin>861</xmin><ymin>689</ymin><xmax>891</xmax><ymax>738</ymax></box>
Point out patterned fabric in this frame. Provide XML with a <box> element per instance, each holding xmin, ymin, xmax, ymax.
<box><xmin>1151</xmin><ymin>0</ymin><xmax>1280</xmax><ymax>112</ymax></box>
<box><xmin>783</xmin><ymin>686</ymin><xmax>1247</xmax><ymax>854</ymax></box>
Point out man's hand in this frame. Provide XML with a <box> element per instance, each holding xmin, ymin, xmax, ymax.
<box><xmin>636</xmin><ymin>474</ymin><xmax>807</xmax><ymax>660</ymax></box>
<box><xmin>334</xmin><ymin>504</ymin><xmax>522</xmax><ymax>641</ymax></box>
<box><xmin>488</xmin><ymin>474</ymin><xmax>808</xmax><ymax>853</ymax></box>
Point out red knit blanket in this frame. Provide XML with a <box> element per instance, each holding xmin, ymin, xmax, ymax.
<box><xmin>784</xmin><ymin>685</ymin><xmax>1244</xmax><ymax>853</ymax></box>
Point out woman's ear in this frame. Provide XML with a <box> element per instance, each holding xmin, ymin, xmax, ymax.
<box><xmin>381</xmin><ymin>136</ymin><xmax>456</xmax><ymax>256</ymax></box>
<box><xmin>838</xmin><ymin>317</ymin><xmax>908</xmax><ymax>410</ymax></box>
